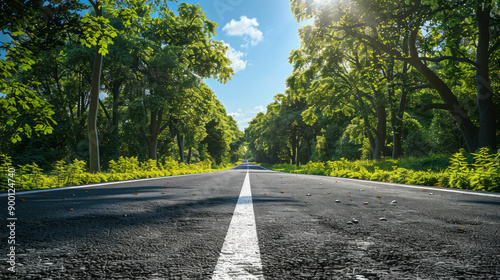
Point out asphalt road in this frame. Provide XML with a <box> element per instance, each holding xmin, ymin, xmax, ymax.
<box><xmin>1</xmin><ymin>162</ymin><xmax>499</xmax><ymax>279</ymax></box>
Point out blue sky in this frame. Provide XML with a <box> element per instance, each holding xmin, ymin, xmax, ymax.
<box><xmin>178</xmin><ymin>0</ymin><xmax>309</xmax><ymax>131</ymax></box>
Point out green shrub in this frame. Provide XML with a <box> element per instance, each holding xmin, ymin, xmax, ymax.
<box><xmin>263</xmin><ymin>150</ymin><xmax>499</xmax><ymax>192</ymax></box>
<box><xmin>18</xmin><ymin>163</ymin><xmax>46</xmax><ymax>190</ymax></box>
<box><xmin>109</xmin><ymin>157</ymin><xmax>140</xmax><ymax>173</ymax></box>
<box><xmin>0</xmin><ymin>155</ymin><xmax>14</xmax><ymax>192</ymax></box>
<box><xmin>0</xmin><ymin>156</ymin><xmax>234</xmax><ymax>192</ymax></box>
<box><xmin>468</xmin><ymin>148</ymin><xmax>500</xmax><ymax>192</ymax></box>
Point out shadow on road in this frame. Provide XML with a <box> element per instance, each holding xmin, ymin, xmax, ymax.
<box><xmin>2</xmin><ymin>179</ymin><xmax>298</xmax><ymax>250</ymax></box>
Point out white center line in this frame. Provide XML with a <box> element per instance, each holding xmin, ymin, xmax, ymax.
<box><xmin>212</xmin><ymin>167</ymin><xmax>264</xmax><ymax>279</ymax></box>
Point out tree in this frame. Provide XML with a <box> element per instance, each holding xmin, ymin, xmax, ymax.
<box><xmin>169</xmin><ymin>84</ymin><xmax>214</xmax><ymax>163</ymax></box>
<box><xmin>288</xmin><ymin>42</ymin><xmax>391</xmax><ymax>160</ymax></box>
<box><xmin>83</xmin><ymin>0</ymin><xmax>172</xmax><ymax>172</ymax></box>
<box><xmin>0</xmin><ymin>0</ymin><xmax>148</xmax><ymax>172</ymax></box>
<box><xmin>244</xmin><ymin>90</ymin><xmax>317</xmax><ymax>165</ymax></box>
<box><xmin>0</xmin><ymin>0</ymin><xmax>88</xmax><ymax>143</ymax></box>
<box><xmin>200</xmin><ymin>99</ymin><xmax>242</xmax><ymax>165</ymax></box>
<box><xmin>127</xmin><ymin>3</ymin><xmax>233</xmax><ymax>161</ymax></box>
<box><xmin>290</xmin><ymin>0</ymin><xmax>499</xmax><ymax>152</ymax></box>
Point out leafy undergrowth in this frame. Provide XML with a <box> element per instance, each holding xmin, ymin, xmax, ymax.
<box><xmin>261</xmin><ymin>148</ymin><xmax>500</xmax><ymax>192</ymax></box>
<box><xmin>0</xmin><ymin>156</ymin><xmax>242</xmax><ymax>192</ymax></box>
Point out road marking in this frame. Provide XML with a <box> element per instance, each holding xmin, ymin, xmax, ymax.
<box><xmin>212</xmin><ymin>168</ymin><xmax>264</xmax><ymax>279</ymax></box>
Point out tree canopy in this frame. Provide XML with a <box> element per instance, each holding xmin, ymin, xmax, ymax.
<box><xmin>1</xmin><ymin>1</ymin><xmax>244</xmax><ymax>171</ymax></box>
<box><xmin>245</xmin><ymin>0</ymin><xmax>499</xmax><ymax>164</ymax></box>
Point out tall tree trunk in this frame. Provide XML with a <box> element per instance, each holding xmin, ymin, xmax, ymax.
<box><xmin>77</xmin><ymin>73</ymin><xmax>81</xmax><ymax>118</ymax></box>
<box><xmin>408</xmin><ymin>29</ymin><xmax>479</xmax><ymax>152</ymax></box>
<box><xmin>146</xmin><ymin>137</ymin><xmax>158</xmax><ymax>161</ymax></box>
<box><xmin>393</xmin><ymin>58</ymin><xmax>409</xmax><ymax>159</ymax></box>
<box><xmin>88</xmin><ymin>50</ymin><xmax>102</xmax><ymax>173</ymax></box>
<box><xmin>112</xmin><ymin>79</ymin><xmax>123</xmax><ymax>129</ymax></box>
<box><xmin>373</xmin><ymin>104</ymin><xmax>387</xmax><ymax>160</ymax></box>
<box><xmin>387</xmin><ymin>57</ymin><xmax>406</xmax><ymax>159</ymax></box>
<box><xmin>476</xmin><ymin>3</ymin><xmax>496</xmax><ymax>151</ymax></box>
<box><xmin>187</xmin><ymin>147</ymin><xmax>192</xmax><ymax>164</ymax></box>
<box><xmin>291</xmin><ymin>131</ymin><xmax>298</xmax><ymax>166</ymax></box>
<box><xmin>88</xmin><ymin>0</ymin><xmax>103</xmax><ymax>173</ymax></box>
<box><xmin>286</xmin><ymin>147</ymin><xmax>292</xmax><ymax>164</ymax></box>
<box><xmin>295</xmin><ymin>138</ymin><xmax>300</xmax><ymax>167</ymax></box>
<box><xmin>177</xmin><ymin>134</ymin><xmax>185</xmax><ymax>163</ymax></box>
<box><xmin>390</xmin><ymin>73</ymin><xmax>408</xmax><ymax>159</ymax></box>
<box><xmin>364</xmin><ymin>114</ymin><xmax>376</xmax><ymax>158</ymax></box>
<box><xmin>306</xmin><ymin>138</ymin><xmax>312</xmax><ymax>163</ymax></box>
<box><xmin>295</xmin><ymin>135</ymin><xmax>300</xmax><ymax>166</ymax></box>
<box><xmin>392</xmin><ymin>88</ymin><xmax>407</xmax><ymax>159</ymax></box>
<box><xmin>140</xmin><ymin>126</ymin><xmax>159</xmax><ymax>161</ymax></box>
<box><xmin>141</xmin><ymin>109</ymin><xmax>167</xmax><ymax>161</ymax></box>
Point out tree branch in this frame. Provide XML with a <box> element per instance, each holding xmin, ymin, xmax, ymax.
<box><xmin>408</xmin><ymin>28</ymin><xmax>419</xmax><ymax>60</ymax></box>
<box><xmin>88</xmin><ymin>0</ymin><xmax>98</xmax><ymax>11</ymax></box>
<box><xmin>99</xmin><ymin>99</ymin><xmax>111</xmax><ymax>121</ymax></box>
<box><xmin>160</xmin><ymin>123</ymin><xmax>169</xmax><ymax>134</ymax></box>
<box><xmin>489</xmin><ymin>41</ymin><xmax>500</xmax><ymax>55</ymax></box>
<box><xmin>407</xmin><ymin>83</ymin><xmax>431</xmax><ymax>91</ymax></box>
<box><xmin>420</xmin><ymin>103</ymin><xmax>450</xmax><ymax>112</ymax></box>
<box><xmin>344</xmin><ymin>28</ymin><xmax>406</xmax><ymax>61</ymax></box>
<box><xmin>419</xmin><ymin>56</ymin><xmax>479</xmax><ymax>67</ymax></box>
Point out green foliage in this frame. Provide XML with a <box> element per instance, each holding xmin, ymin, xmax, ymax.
<box><xmin>0</xmin><ymin>82</ymin><xmax>57</xmax><ymax>143</ymax></box>
<box><xmin>0</xmin><ymin>0</ymin><xmax>241</xmax><ymax>173</ymax></box>
<box><xmin>119</xmin><ymin>2</ymin><xmax>236</xmax><ymax>162</ymax></box>
<box><xmin>447</xmin><ymin>148</ymin><xmax>500</xmax><ymax>192</ymax></box>
<box><xmin>79</xmin><ymin>14</ymin><xmax>118</xmax><ymax>56</ymax></box>
<box><xmin>0</xmin><ymin>155</ymin><xmax>236</xmax><ymax>192</ymax></box>
<box><xmin>0</xmin><ymin>154</ymin><xmax>14</xmax><ymax>188</ymax></box>
<box><xmin>52</xmin><ymin>159</ymin><xmax>88</xmax><ymax>187</ymax></box>
<box><xmin>246</xmin><ymin>0</ymin><xmax>500</xmax><ymax>165</ymax></box>
<box><xmin>0</xmin><ymin>0</ymin><xmax>88</xmax><ymax>143</ymax></box>
<box><xmin>109</xmin><ymin>156</ymin><xmax>140</xmax><ymax>173</ymax></box>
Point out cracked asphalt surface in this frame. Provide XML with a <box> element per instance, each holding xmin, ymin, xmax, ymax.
<box><xmin>1</xmin><ymin>162</ymin><xmax>499</xmax><ymax>279</ymax></box>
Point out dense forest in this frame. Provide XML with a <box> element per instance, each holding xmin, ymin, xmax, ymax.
<box><xmin>245</xmin><ymin>0</ymin><xmax>499</xmax><ymax>165</ymax></box>
<box><xmin>1</xmin><ymin>0</ymin><xmax>244</xmax><ymax>172</ymax></box>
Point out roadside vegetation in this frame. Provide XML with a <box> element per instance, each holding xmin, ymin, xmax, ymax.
<box><xmin>261</xmin><ymin>148</ymin><xmax>500</xmax><ymax>192</ymax></box>
<box><xmin>245</xmin><ymin>1</ymin><xmax>499</xmax><ymax>192</ymax></box>
<box><xmin>1</xmin><ymin>1</ymin><xmax>245</xmax><ymax>189</ymax></box>
<box><xmin>0</xmin><ymin>154</ymin><xmax>241</xmax><ymax>192</ymax></box>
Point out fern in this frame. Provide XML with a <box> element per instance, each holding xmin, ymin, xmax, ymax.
<box><xmin>264</xmin><ymin>152</ymin><xmax>499</xmax><ymax>192</ymax></box>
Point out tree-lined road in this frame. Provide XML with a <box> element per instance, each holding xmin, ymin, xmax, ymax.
<box><xmin>2</xmin><ymin>162</ymin><xmax>499</xmax><ymax>279</ymax></box>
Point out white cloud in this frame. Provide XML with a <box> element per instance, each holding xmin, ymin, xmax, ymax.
<box><xmin>223</xmin><ymin>42</ymin><xmax>247</xmax><ymax>73</ymax></box>
<box><xmin>252</xmin><ymin>105</ymin><xmax>265</xmax><ymax>113</ymax></box>
<box><xmin>237</xmin><ymin>118</ymin><xmax>254</xmax><ymax>128</ymax></box>
<box><xmin>228</xmin><ymin>107</ymin><xmax>266</xmax><ymax>131</ymax></box>
<box><xmin>223</xmin><ymin>16</ymin><xmax>263</xmax><ymax>46</ymax></box>
<box><xmin>228</xmin><ymin>112</ymin><xmax>244</xmax><ymax>118</ymax></box>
